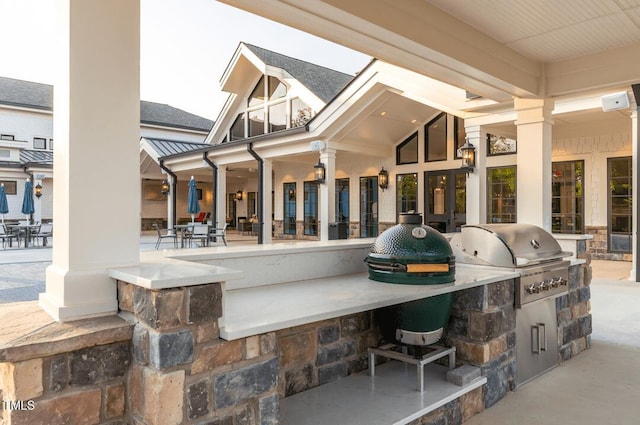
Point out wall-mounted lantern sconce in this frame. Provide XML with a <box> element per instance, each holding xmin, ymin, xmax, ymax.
<box><xmin>378</xmin><ymin>167</ymin><xmax>389</xmax><ymax>191</ymax></box>
<box><xmin>314</xmin><ymin>161</ymin><xmax>326</xmax><ymax>184</ymax></box>
<box><xmin>35</xmin><ymin>183</ymin><xmax>43</xmax><ymax>198</ymax></box>
<box><xmin>161</xmin><ymin>179</ymin><xmax>170</xmax><ymax>195</ymax></box>
<box><xmin>236</xmin><ymin>190</ymin><xmax>243</xmax><ymax>201</ymax></box>
<box><xmin>288</xmin><ymin>189</ymin><xmax>296</xmax><ymax>201</ymax></box>
<box><xmin>460</xmin><ymin>139</ymin><xmax>476</xmax><ymax>174</ymax></box>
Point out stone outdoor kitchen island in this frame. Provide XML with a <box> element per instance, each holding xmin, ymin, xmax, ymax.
<box><xmin>0</xmin><ymin>240</ymin><xmax>591</xmax><ymax>425</ymax></box>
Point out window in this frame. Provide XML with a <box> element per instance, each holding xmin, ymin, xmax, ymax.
<box><xmin>268</xmin><ymin>102</ymin><xmax>287</xmax><ymax>132</ymax></box>
<box><xmin>49</xmin><ymin>139</ymin><xmax>54</xmax><ymax>150</ymax></box>
<box><xmin>303</xmin><ymin>181</ymin><xmax>318</xmax><ymax>236</ymax></box>
<box><xmin>291</xmin><ymin>98</ymin><xmax>313</xmax><ymax>127</ymax></box>
<box><xmin>0</xmin><ymin>180</ymin><xmax>17</xmax><ymax>195</ymax></box>
<box><xmin>33</xmin><ymin>137</ymin><xmax>46</xmax><ymax>150</ymax></box>
<box><xmin>230</xmin><ymin>113</ymin><xmax>245</xmax><ymax>141</ymax></box>
<box><xmin>487</xmin><ymin>134</ymin><xmax>517</xmax><ymax>156</ymax></box>
<box><xmin>608</xmin><ymin>157</ymin><xmax>632</xmax><ymax>253</ymax></box>
<box><xmin>248</xmin><ymin>109</ymin><xmax>265</xmax><ymax>137</ymax></box>
<box><xmin>396</xmin><ymin>173</ymin><xmax>417</xmax><ymax>220</ymax></box>
<box><xmin>336</xmin><ymin>178</ymin><xmax>350</xmax><ymax>223</ymax></box>
<box><xmin>268</xmin><ymin>76</ymin><xmax>287</xmax><ymax>100</ymax></box>
<box><xmin>248</xmin><ymin>192</ymin><xmax>257</xmax><ymax>217</ymax></box>
<box><xmin>360</xmin><ymin>176</ymin><xmax>378</xmax><ymax>237</ymax></box>
<box><xmin>487</xmin><ymin>166</ymin><xmax>516</xmax><ymax>223</ymax></box>
<box><xmin>248</xmin><ymin>77</ymin><xmax>266</xmax><ymax>107</ymax></box>
<box><xmin>283</xmin><ymin>182</ymin><xmax>296</xmax><ymax>235</ymax></box>
<box><xmin>396</xmin><ymin>132</ymin><xmax>418</xmax><ymax>165</ymax></box>
<box><xmin>425</xmin><ymin>113</ymin><xmax>447</xmax><ymax>162</ymax></box>
<box><xmin>0</xmin><ymin>149</ymin><xmax>9</xmax><ymax>158</ymax></box>
<box><xmin>227</xmin><ymin>193</ymin><xmax>237</xmax><ymax>226</ymax></box>
<box><xmin>552</xmin><ymin>160</ymin><xmax>584</xmax><ymax>234</ymax></box>
<box><xmin>454</xmin><ymin>116</ymin><xmax>466</xmax><ymax>159</ymax></box>
<box><xmin>0</xmin><ymin>134</ymin><xmax>15</xmax><ymax>141</ymax></box>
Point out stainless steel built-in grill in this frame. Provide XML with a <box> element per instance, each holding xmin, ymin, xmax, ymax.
<box><xmin>450</xmin><ymin>223</ymin><xmax>572</xmax><ymax>385</ymax></box>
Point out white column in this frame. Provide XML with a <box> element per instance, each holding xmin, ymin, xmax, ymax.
<box><xmin>319</xmin><ymin>148</ymin><xmax>336</xmax><ymax>241</ymax></box>
<box><xmin>217</xmin><ymin>167</ymin><xmax>227</xmax><ymax>230</ymax></box>
<box><xmin>262</xmin><ymin>159</ymin><xmax>273</xmax><ymax>243</ymax></box>
<box><xmin>514</xmin><ymin>98</ymin><xmax>554</xmax><ymax>230</ymax></box>
<box><xmin>40</xmin><ymin>0</ymin><xmax>140</xmax><ymax>321</ymax></box>
<box><xmin>464</xmin><ymin>124</ymin><xmax>486</xmax><ymax>225</ymax></box>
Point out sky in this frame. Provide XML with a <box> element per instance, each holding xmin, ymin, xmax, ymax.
<box><xmin>0</xmin><ymin>0</ymin><xmax>371</xmax><ymax>120</ymax></box>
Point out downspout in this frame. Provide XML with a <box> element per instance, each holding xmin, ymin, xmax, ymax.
<box><xmin>159</xmin><ymin>160</ymin><xmax>177</xmax><ymax>232</ymax></box>
<box><xmin>203</xmin><ymin>152</ymin><xmax>218</xmax><ymax>228</ymax></box>
<box><xmin>247</xmin><ymin>143</ymin><xmax>264</xmax><ymax>244</ymax></box>
<box><xmin>23</xmin><ymin>167</ymin><xmax>34</xmax><ymax>223</ymax></box>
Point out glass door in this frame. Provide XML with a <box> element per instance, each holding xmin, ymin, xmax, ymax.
<box><xmin>424</xmin><ymin>170</ymin><xmax>466</xmax><ymax>233</ymax></box>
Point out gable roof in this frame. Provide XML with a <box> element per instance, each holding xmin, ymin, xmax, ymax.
<box><xmin>140</xmin><ymin>101</ymin><xmax>213</xmax><ymax>132</ymax></box>
<box><xmin>0</xmin><ymin>76</ymin><xmax>213</xmax><ymax>132</ymax></box>
<box><xmin>0</xmin><ymin>77</ymin><xmax>52</xmax><ymax>111</ymax></box>
<box><xmin>243</xmin><ymin>43</ymin><xmax>354</xmax><ymax>103</ymax></box>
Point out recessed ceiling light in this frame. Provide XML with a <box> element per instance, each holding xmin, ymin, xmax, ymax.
<box><xmin>411</xmin><ymin>119</ymin><xmax>417</xmax><ymax>124</ymax></box>
<box><xmin>380</xmin><ymin>111</ymin><xmax>387</xmax><ymax>116</ymax></box>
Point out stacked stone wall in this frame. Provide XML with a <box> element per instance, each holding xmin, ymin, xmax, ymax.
<box><xmin>557</xmin><ymin>264</ymin><xmax>592</xmax><ymax>360</ymax></box>
<box><xmin>277</xmin><ymin>313</ymin><xmax>380</xmax><ymax>398</ymax></box>
<box><xmin>0</xmin><ymin>318</ymin><xmax>132</xmax><ymax>425</ymax></box>
<box><xmin>446</xmin><ymin>279</ymin><xmax>517</xmax><ymax>409</ymax></box>
<box><xmin>117</xmin><ymin>281</ymin><xmax>279</xmax><ymax>425</ymax></box>
<box><xmin>586</xmin><ymin>225</ymin><xmax>632</xmax><ymax>261</ymax></box>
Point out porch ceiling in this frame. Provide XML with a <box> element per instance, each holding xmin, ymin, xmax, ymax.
<box><xmin>332</xmin><ymin>92</ymin><xmax>439</xmax><ymax>151</ymax></box>
<box><xmin>220</xmin><ymin>0</ymin><xmax>640</xmax><ymax>100</ymax></box>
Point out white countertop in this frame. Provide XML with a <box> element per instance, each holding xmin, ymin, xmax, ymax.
<box><xmin>220</xmin><ymin>264</ymin><xmax>519</xmax><ymax>340</ymax></box>
<box><xmin>108</xmin><ymin>258</ymin><xmax>242</xmax><ymax>290</ymax></box>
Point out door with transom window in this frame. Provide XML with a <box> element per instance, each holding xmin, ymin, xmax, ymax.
<box><xmin>424</xmin><ymin>169</ymin><xmax>466</xmax><ymax>233</ymax></box>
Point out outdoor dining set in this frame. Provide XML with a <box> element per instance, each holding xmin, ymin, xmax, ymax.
<box><xmin>0</xmin><ymin>222</ymin><xmax>53</xmax><ymax>249</ymax></box>
<box><xmin>153</xmin><ymin>222</ymin><xmax>227</xmax><ymax>249</ymax></box>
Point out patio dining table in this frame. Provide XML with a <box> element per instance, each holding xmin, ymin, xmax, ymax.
<box><xmin>5</xmin><ymin>224</ymin><xmax>40</xmax><ymax>248</ymax></box>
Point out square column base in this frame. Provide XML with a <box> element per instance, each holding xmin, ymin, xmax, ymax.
<box><xmin>39</xmin><ymin>265</ymin><xmax>117</xmax><ymax>322</ymax></box>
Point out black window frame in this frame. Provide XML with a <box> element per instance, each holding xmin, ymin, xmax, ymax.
<box><xmin>424</xmin><ymin>112</ymin><xmax>447</xmax><ymax>162</ymax></box>
<box><xmin>487</xmin><ymin>165</ymin><xmax>517</xmax><ymax>224</ymax></box>
<box><xmin>33</xmin><ymin>137</ymin><xmax>47</xmax><ymax>150</ymax></box>
<box><xmin>396</xmin><ymin>173</ymin><xmax>418</xmax><ymax>221</ymax></box>
<box><xmin>552</xmin><ymin>160</ymin><xmax>585</xmax><ymax>235</ymax></box>
<box><xmin>453</xmin><ymin>116</ymin><xmax>466</xmax><ymax>159</ymax></box>
<box><xmin>283</xmin><ymin>182</ymin><xmax>296</xmax><ymax>235</ymax></box>
<box><xmin>303</xmin><ymin>181</ymin><xmax>319</xmax><ymax>236</ymax></box>
<box><xmin>0</xmin><ymin>180</ymin><xmax>17</xmax><ymax>195</ymax></box>
<box><xmin>607</xmin><ymin>156</ymin><xmax>632</xmax><ymax>253</ymax></box>
<box><xmin>396</xmin><ymin>132</ymin><xmax>418</xmax><ymax>165</ymax></box>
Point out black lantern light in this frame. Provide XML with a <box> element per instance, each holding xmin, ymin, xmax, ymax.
<box><xmin>160</xmin><ymin>179</ymin><xmax>170</xmax><ymax>195</ymax></box>
<box><xmin>35</xmin><ymin>183</ymin><xmax>43</xmax><ymax>198</ymax></box>
<box><xmin>460</xmin><ymin>139</ymin><xmax>476</xmax><ymax>173</ymax></box>
<box><xmin>378</xmin><ymin>167</ymin><xmax>389</xmax><ymax>190</ymax></box>
<box><xmin>236</xmin><ymin>190</ymin><xmax>243</xmax><ymax>201</ymax></box>
<box><xmin>314</xmin><ymin>161</ymin><xmax>326</xmax><ymax>184</ymax></box>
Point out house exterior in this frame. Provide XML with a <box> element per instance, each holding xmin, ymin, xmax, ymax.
<box><xmin>0</xmin><ymin>76</ymin><xmax>213</xmax><ymax>224</ymax></box>
<box><xmin>157</xmin><ymin>42</ymin><xmax>631</xmax><ymax>260</ymax></box>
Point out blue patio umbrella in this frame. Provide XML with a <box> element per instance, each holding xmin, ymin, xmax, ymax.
<box><xmin>21</xmin><ymin>180</ymin><xmax>35</xmax><ymax>221</ymax></box>
<box><xmin>0</xmin><ymin>183</ymin><xmax>8</xmax><ymax>223</ymax></box>
<box><xmin>187</xmin><ymin>176</ymin><xmax>200</xmax><ymax>223</ymax></box>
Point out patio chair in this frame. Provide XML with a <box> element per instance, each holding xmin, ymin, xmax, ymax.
<box><xmin>153</xmin><ymin>223</ymin><xmax>177</xmax><ymax>250</ymax></box>
<box><xmin>208</xmin><ymin>223</ymin><xmax>228</xmax><ymax>246</ymax></box>
<box><xmin>32</xmin><ymin>223</ymin><xmax>53</xmax><ymax>247</ymax></box>
<box><xmin>185</xmin><ymin>223</ymin><xmax>209</xmax><ymax>247</ymax></box>
<box><xmin>0</xmin><ymin>224</ymin><xmax>17</xmax><ymax>249</ymax></box>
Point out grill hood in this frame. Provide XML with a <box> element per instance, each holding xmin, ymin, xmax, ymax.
<box><xmin>450</xmin><ymin>223</ymin><xmax>571</xmax><ymax>268</ymax></box>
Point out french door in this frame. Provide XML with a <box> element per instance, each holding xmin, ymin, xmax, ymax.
<box><xmin>424</xmin><ymin>169</ymin><xmax>466</xmax><ymax>233</ymax></box>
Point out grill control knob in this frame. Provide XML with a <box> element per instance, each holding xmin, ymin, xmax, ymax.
<box><xmin>526</xmin><ymin>283</ymin><xmax>538</xmax><ymax>294</ymax></box>
<box><xmin>557</xmin><ymin>277</ymin><xmax>568</xmax><ymax>286</ymax></box>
